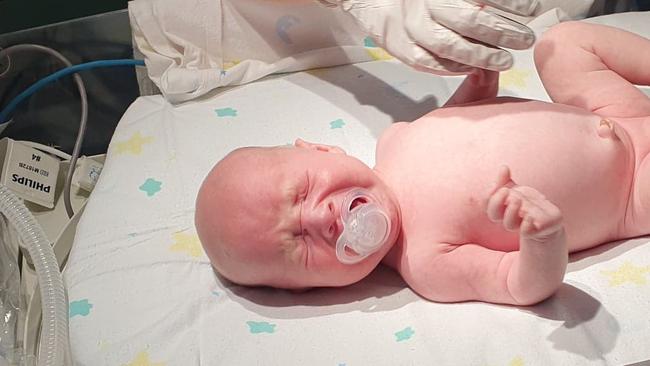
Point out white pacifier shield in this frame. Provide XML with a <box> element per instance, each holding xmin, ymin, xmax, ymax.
<box><xmin>336</xmin><ymin>189</ymin><xmax>391</xmax><ymax>264</ymax></box>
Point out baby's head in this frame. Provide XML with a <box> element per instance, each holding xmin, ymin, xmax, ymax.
<box><xmin>195</xmin><ymin>139</ymin><xmax>401</xmax><ymax>289</ymax></box>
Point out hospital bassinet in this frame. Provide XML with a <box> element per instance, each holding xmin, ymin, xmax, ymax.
<box><xmin>59</xmin><ymin>10</ymin><xmax>650</xmax><ymax>366</ymax></box>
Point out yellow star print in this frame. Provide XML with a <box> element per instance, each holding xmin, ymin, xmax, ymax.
<box><xmin>98</xmin><ymin>340</ymin><xmax>110</xmax><ymax>351</ymax></box>
<box><xmin>114</xmin><ymin>132</ymin><xmax>154</xmax><ymax>155</ymax></box>
<box><xmin>601</xmin><ymin>261</ymin><xmax>650</xmax><ymax>286</ymax></box>
<box><xmin>223</xmin><ymin>59</ymin><xmax>241</xmax><ymax>70</ymax></box>
<box><xmin>170</xmin><ymin>232</ymin><xmax>203</xmax><ymax>258</ymax></box>
<box><xmin>509</xmin><ymin>356</ymin><xmax>525</xmax><ymax>366</ymax></box>
<box><xmin>366</xmin><ymin>47</ymin><xmax>393</xmax><ymax>61</ymax></box>
<box><xmin>499</xmin><ymin>68</ymin><xmax>531</xmax><ymax>89</ymax></box>
<box><xmin>123</xmin><ymin>351</ymin><xmax>165</xmax><ymax>366</ymax></box>
<box><xmin>485</xmin><ymin>356</ymin><xmax>525</xmax><ymax>366</ymax></box>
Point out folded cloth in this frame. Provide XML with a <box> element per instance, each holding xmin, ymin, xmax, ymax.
<box><xmin>129</xmin><ymin>0</ymin><xmax>381</xmax><ymax>104</ymax></box>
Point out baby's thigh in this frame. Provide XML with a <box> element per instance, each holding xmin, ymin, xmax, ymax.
<box><xmin>630</xmin><ymin>119</ymin><xmax>650</xmax><ymax>235</ymax></box>
<box><xmin>637</xmin><ymin>153</ymin><xmax>650</xmax><ymax>220</ymax></box>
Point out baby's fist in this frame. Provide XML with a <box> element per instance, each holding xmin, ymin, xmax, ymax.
<box><xmin>487</xmin><ymin>166</ymin><xmax>564</xmax><ymax>240</ymax></box>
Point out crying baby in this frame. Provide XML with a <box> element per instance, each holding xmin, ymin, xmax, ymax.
<box><xmin>195</xmin><ymin>22</ymin><xmax>650</xmax><ymax>305</ymax></box>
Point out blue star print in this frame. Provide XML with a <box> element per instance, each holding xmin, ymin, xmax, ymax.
<box><xmin>215</xmin><ymin>107</ymin><xmax>238</xmax><ymax>117</ymax></box>
<box><xmin>139</xmin><ymin>178</ymin><xmax>162</xmax><ymax>197</ymax></box>
<box><xmin>276</xmin><ymin>15</ymin><xmax>301</xmax><ymax>44</ymax></box>
<box><xmin>364</xmin><ymin>36</ymin><xmax>377</xmax><ymax>47</ymax></box>
<box><xmin>247</xmin><ymin>321</ymin><xmax>276</xmax><ymax>334</ymax></box>
<box><xmin>395</xmin><ymin>326</ymin><xmax>415</xmax><ymax>342</ymax></box>
<box><xmin>330</xmin><ymin>118</ymin><xmax>345</xmax><ymax>129</ymax></box>
<box><xmin>69</xmin><ymin>299</ymin><xmax>93</xmax><ymax>318</ymax></box>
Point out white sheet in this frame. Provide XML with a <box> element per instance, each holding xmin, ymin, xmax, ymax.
<box><xmin>64</xmin><ymin>12</ymin><xmax>650</xmax><ymax>366</ymax></box>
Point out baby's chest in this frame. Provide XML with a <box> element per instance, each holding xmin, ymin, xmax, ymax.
<box><xmin>395</xmin><ymin>179</ymin><xmax>491</xmax><ymax>245</ymax></box>
<box><xmin>391</xmin><ymin>133</ymin><xmax>630</xmax><ymax>249</ymax></box>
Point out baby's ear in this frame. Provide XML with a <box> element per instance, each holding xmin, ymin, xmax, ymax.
<box><xmin>294</xmin><ymin>138</ymin><xmax>346</xmax><ymax>154</ymax></box>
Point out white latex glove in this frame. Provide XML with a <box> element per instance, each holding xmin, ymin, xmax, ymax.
<box><xmin>319</xmin><ymin>0</ymin><xmax>538</xmax><ymax>74</ymax></box>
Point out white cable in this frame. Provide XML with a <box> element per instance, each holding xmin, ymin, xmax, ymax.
<box><xmin>0</xmin><ymin>44</ymin><xmax>88</xmax><ymax>219</ymax></box>
<box><xmin>18</xmin><ymin>141</ymin><xmax>72</xmax><ymax>161</ymax></box>
<box><xmin>0</xmin><ymin>46</ymin><xmax>10</xmax><ymax>77</ymax></box>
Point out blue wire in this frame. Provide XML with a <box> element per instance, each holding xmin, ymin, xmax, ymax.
<box><xmin>0</xmin><ymin>59</ymin><xmax>145</xmax><ymax>124</ymax></box>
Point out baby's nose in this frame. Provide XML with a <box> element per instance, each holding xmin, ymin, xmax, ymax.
<box><xmin>304</xmin><ymin>200</ymin><xmax>338</xmax><ymax>241</ymax></box>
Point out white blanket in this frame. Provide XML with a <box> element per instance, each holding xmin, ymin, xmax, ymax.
<box><xmin>65</xmin><ymin>12</ymin><xmax>650</xmax><ymax>366</ymax></box>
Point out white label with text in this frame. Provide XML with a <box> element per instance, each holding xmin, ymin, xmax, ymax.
<box><xmin>1</xmin><ymin>139</ymin><xmax>59</xmax><ymax>208</ymax></box>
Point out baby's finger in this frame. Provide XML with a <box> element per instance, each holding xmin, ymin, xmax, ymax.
<box><xmin>521</xmin><ymin>206</ymin><xmax>563</xmax><ymax>239</ymax></box>
<box><xmin>503</xmin><ymin>194</ymin><xmax>523</xmax><ymax>231</ymax></box>
<box><xmin>487</xmin><ymin>186</ymin><xmax>510</xmax><ymax>221</ymax></box>
<box><xmin>512</xmin><ymin>185</ymin><xmax>546</xmax><ymax>204</ymax></box>
<box><xmin>497</xmin><ymin>165</ymin><xmax>511</xmax><ymax>186</ymax></box>
<box><xmin>490</xmin><ymin>165</ymin><xmax>515</xmax><ymax>195</ymax></box>
<box><xmin>520</xmin><ymin>216</ymin><xmax>536</xmax><ymax>236</ymax></box>
<box><xmin>535</xmin><ymin>204</ymin><xmax>563</xmax><ymax>235</ymax></box>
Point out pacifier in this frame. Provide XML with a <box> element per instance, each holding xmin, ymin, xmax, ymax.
<box><xmin>336</xmin><ymin>189</ymin><xmax>391</xmax><ymax>264</ymax></box>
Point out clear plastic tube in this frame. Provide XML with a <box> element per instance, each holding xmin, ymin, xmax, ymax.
<box><xmin>0</xmin><ymin>184</ymin><xmax>67</xmax><ymax>366</ymax></box>
<box><xmin>0</xmin><ymin>214</ymin><xmax>21</xmax><ymax>364</ymax></box>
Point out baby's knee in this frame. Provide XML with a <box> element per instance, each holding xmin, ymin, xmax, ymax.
<box><xmin>534</xmin><ymin>21</ymin><xmax>587</xmax><ymax>67</ymax></box>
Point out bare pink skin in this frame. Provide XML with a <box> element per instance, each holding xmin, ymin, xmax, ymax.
<box><xmin>195</xmin><ymin>22</ymin><xmax>650</xmax><ymax>305</ymax></box>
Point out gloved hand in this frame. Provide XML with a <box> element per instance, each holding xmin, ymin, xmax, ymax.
<box><xmin>319</xmin><ymin>0</ymin><xmax>538</xmax><ymax>74</ymax></box>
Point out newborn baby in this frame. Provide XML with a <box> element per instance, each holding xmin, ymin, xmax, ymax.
<box><xmin>195</xmin><ymin>22</ymin><xmax>650</xmax><ymax>305</ymax></box>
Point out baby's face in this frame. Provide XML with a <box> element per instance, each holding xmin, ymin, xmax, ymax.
<box><xmin>195</xmin><ymin>140</ymin><xmax>401</xmax><ymax>289</ymax></box>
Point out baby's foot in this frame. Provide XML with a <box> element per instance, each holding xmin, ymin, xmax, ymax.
<box><xmin>487</xmin><ymin>166</ymin><xmax>564</xmax><ymax>241</ymax></box>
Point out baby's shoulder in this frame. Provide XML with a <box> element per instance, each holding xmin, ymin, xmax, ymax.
<box><xmin>376</xmin><ymin>121</ymin><xmax>410</xmax><ymax>158</ymax></box>
<box><xmin>378</xmin><ymin>121</ymin><xmax>409</xmax><ymax>142</ymax></box>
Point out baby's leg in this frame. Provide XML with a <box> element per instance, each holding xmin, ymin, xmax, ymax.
<box><xmin>535</xmin><ymin>22</ymin><xmax>650</xmax><ymax>118</ymax></box>
<box><xmin>632</xmin><ymin>147</ymin><xmax>650</xmax><ymax>236</ymax></box>
<box><xmin>616</xmin><ymin>119</ymin><xmax>650</xmax><ymax>237</ymax></box>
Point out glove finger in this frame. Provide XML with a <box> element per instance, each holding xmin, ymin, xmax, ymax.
<box><xmin>397</xmin><ymin>44</ymin><xmax>478</xmax><ymax>74</ymax></box>
<box><xmin>428</xmin><ymin>0</ymin><xmax>535</xmax><ymax>50</ymax></box>
<box><xmin>479</xmin><ymin>0</ymin><xmax>539</xmax><ymax>16</ymax></box>
<box><xmin>406</xmin><ymin>21</ymin><xmax>513</xmax><ymax>70</ymax></box>
<box><xmin>379</xmin><ymin>10</ymin><xmax>477</xmax><ymax>75</ymax></box>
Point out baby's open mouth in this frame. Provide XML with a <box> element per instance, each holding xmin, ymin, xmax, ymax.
<box><xmin>350</xmin><ymin>196</ymin><xmax>368</xmax><ymax>210</ymax></box>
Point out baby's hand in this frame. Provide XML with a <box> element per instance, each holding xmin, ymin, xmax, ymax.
<box><xmin>487</xmin><ymin>166</ymin><xmax>563</xmax><ymax>241</ymax></box>
<box><xmin>468</xmin><ymin>69</ymin><xmax>499</xmax><ymax>88</ymax></box>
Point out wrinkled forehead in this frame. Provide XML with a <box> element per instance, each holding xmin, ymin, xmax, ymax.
<box><xmin>234</xmin><ymin>146</ymin><xmax>303</xmax><ymax>208</ymax></box>
<box><xmin>218</xmin><ymin>146</ymin><xmax>303</xmax><ymax>250</ymax></box>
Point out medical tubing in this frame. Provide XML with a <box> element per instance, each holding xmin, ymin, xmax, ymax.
<box><xmin>0</xmin><ymin>46</ymin><xmax>11</xmax><ymax>77</ymax></box>
<box><xmin>62</xmin><ymin>77</ymin><xmax>87</xmax><ymax>220</ymax></box>
<box><xmin>0</xmin><ymin>184</ymin><xmax>67</xmax><ymax>366</ymax></box>
<box><xmin>0</xmin><ymin>58</ymin><xmax>145</xmax><ymax>124</ymax></box>
<box><xmin>0</xmin><ymin>44</ymin><xmax>88</xmax><ymax>219</ymax></box>
<box><xmin>0</xmin><ymin>44</ymin><xmax>142</xmax><ymax>218</ymax></box>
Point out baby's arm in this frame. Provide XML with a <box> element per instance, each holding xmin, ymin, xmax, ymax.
<box><xmin>534</xmin><ymin>21</ymin><xmax>650</xmax><ymax>118</ymax></box>
<box><xmin>444</xmin><ymin>69</ymin><xmax>499</xmax><ymax>107</ymax></box>
<box><xmin>403</xmin><ymin>167</ymin><xmax>568</xmax><ymax>305</ymax></box>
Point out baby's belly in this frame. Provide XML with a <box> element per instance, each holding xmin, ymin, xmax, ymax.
<box><xmin>388</xmin><ymin>99</ymin><xmax>634</xmax><ymax>252</ymax></box>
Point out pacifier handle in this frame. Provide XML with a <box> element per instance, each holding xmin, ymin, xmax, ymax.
<box><xmin>336</xmin><ymin>239</ymin><xmax>369</xmax><ymax>264</ymax></box>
